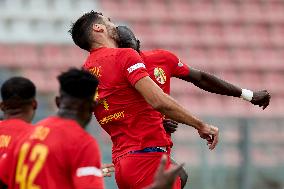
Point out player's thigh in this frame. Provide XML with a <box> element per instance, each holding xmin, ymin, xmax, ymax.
<box><xmin>115</xmin><ymin>152</ymin><xmax>164</xmax><ymax>189</ymax></box>
<box><xmin>115</xmin><ymin>152</ymin><xmax>180</xmax><ymax>189</ymax></box>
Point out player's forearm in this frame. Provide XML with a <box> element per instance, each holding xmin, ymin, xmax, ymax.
<box><xmin>196</xmin><ymin>72</ymin><xmax>241</xmax><ymax>97</ymax></box>
<box><xmin>155</xmin><ymin>93</ymin><xmax>204</xmax><ymax>130</ymax></box>
<box><xmin>182</xmin><ymin>69</ymin><xmax>242</xmax><ymax>97</ymax></box>
<box><xmin>135</xmin><ymin>76</ymin><xmax>204</xmax><ymax>130</ymax></box>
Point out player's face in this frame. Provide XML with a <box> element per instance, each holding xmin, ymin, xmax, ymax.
<box><xmin>99</xmin><ymin>15</ymin><xmax>120</xmax><ymax>44</ymax></box>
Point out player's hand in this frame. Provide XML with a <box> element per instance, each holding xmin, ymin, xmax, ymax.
<box><xmin>101</xmin><ymin>163</ymin><xmax>115</xmax><ymax>177</ymax></box>
<box><xmin>145</xmin><ymin>155</ymin><xmax>184</xmax><ymax>189</ymax></box>
<box><xmin>251</xmin><ymin>90</ymin><xmax>271</xmax><ymax>110</ymax></box>
<box><xmin>163</xmin><ymin>119</ymin><xmax>178</xmax><ymax>134</ymax></box>
<box><xmin>198</xmin><ymin>124</ymin><xmax>219</xmax><ymax>150</ymax></box>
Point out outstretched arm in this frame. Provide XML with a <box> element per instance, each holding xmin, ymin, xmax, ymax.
<box><xmin>179</xmin><ymin>68</ymin><xmax>270</xmax><ymax>109</ymax></box>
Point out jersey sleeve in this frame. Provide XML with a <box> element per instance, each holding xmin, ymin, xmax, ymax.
<box><xmin>71</xmin><ymin>137</ymin><xmax>104</xmax><ymax>189</ymax></box>
<box><xmin>162</xmin><ymin>50</ymin><xmax>190</xmax><ymax>78</ymax></box>
<box><xmin>118</xmin><ymin>48</ymin><xmax>149</xmax><ymax>86</ymax></box>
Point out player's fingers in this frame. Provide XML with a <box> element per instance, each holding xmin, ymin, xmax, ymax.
<box><xmin>263</xmin><ymin>101</ymin><xmax>269</xmax><ymax>110</ymax></box>
<box><xmin>261</xmin><ymin>97</ymin><xmax>270</xmax><ymax>109</ymax></box>
<box><xmin>155</xmin><ymin>154</ymin><xmax>167</xmax><ymax>178</ymax></box>
<box><xmin>168</xmin><ymin>163</ymin><xmax>185</xmax><ymax>177</ymax></box>
<box><xmin>107</xmin><ymin>166</ymin><xmax>115</xmax><ymax>172</ymax></box>
<box><xmin>164</xmin><ymin>120</ymin><xmax>178</xmax><ymax>127</ymax></box>
<box><xmin>207</xmin><ymin>139</ymin><xmax>213</xmax><ymax>145</ymax></box>
<box><xmin>164</xmin><ymin>122</ymin><xmax>178</xmax><ymax>128</ymax></box>
<box><xmin>103</xmin><ymin>173</ymin><xmax>112</xmax><ymax>177</ymax></box>
<box><xmin>102</xmin><ymin>163</ymin><xmax>114</xmax><ymax>169</ymax></box>
<box><xmin>102</xmin><ymin>165</ymin><xmax>115</xmax><ymax>177</ymax></box>
<box><xmin>209</xmin><ymin>127</ymin><xmax>219</xmax><ymax>150</ymax></box>
<box><xmin>209</xmin><ymin>134</ymin><xmax>218</xmax><ymax>150</ymax></box>
<box><xmin>169</xmin><ymin>127</ymin><xmax>177</xmax><ymax>132</ymax></box>
<box><xmin>165</xmin><ymin>128</ymin><xmax>175</xmax><ymax>134</ymax></box>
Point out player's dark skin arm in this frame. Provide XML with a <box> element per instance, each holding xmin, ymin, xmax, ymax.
<box><xmin>145</xmin><ymin>155</ymin><xmax>184</xmax><ymax>189</ymax></box>
<box><xmin>116</xmin><ymin>26</ymin><xmax>270</xmax><ymax>109</ymax></box>
<box><xmin>179</xmin><ymin>68</ymin><xmax>270</xmax><ymax>109</ymax></box>
<box><xmin>182</xmin><ymin>68</ymin><xmax>242</xmax><ymax>97</ymax></box>
<box><xmin>170</xmin><ymin>157</ymin><xmax>188</xmax><ymax>189</ymax></box>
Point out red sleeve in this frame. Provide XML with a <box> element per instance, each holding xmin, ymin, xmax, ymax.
<box><xmin>161</xmin><ymin>50</ymin><xmax>190</xmax><ymax>78</ymax></box>
<box><xmin>118</xmin><ymin>48</ymin><xmax>149</xmax><ymax>86</ymax></box>
<box><xmin>72</xmin><ymin>138</ymin><xmax>104</xmax><ymax>189</ymax></box>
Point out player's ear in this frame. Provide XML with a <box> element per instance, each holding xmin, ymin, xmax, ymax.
<box><xmin>93</xmin><ymin>24</ymin><xmax>104</xmax><ymax>32</ymax></box>
<box><xmin>0</xmin><ymin>102</ymin><xmax>3</xmax><ymax>111</ymax></box>
<box><xmin>55</xmin><ymin>96</ymin><xmax>60</xmax><ymax>108</ymax></box>
<box><xmin>32</xmin><ymin>100</ymin><xmax>37</xmax><ymax>110</ymax></box>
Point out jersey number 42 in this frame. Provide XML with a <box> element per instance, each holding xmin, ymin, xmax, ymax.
<box><xmin>15</xmin><ymin>142</ymin><xmax>48</xmax><ymax>189</ymax></box>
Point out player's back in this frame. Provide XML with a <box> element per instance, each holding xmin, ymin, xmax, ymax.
<box><xmin>0</xmin><ymin>119</ymin><xmax>31</xmax><ymax>157</ymax></box>
<box><xmin>5</xmin><ymin>116</ymin><xmax>103</xmax><ymax>189</ymax></box>
<box><xmin>84</xmin><ymin>47</ymin><xmax>170</xmax><ymax>160</ymax></box>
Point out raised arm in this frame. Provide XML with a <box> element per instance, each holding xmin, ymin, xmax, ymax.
<box><xmin>179</xmin><ymin>68</ymin><xmax>270</xmax><ymax>109</ymax></box>
<box><xmin>135</xmin><ymin>76</ymin><xmax>219</xmax><ymax>150</ymax></box>
<box><xmin>116</xmin><ymin>26</ymin><xmax>270</xmax><ymax>110</ymax></box>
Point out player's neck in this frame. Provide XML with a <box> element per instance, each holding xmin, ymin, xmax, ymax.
<box><xmin>92</xmin><ymin>39</ymin><xmax>117</xmax><ymax>49</ymax></box>
<box><xmin>57</xmin><ymin>109</ymin><xmax>85</xmax><ymax>128</ymax></box>
<box><xmin>3</xmin><ymin>112</ymin><xmax>31</xmax><ymax>123</ymax></box>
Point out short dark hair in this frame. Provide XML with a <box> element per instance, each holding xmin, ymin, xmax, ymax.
<box><xmin>1</xmin><ymin>77</ymin><xmax>36</xmax><ymax>101</ymax></box>
<box><xmin>58</xmin><ymin>68</ymin><xmax>99</xmax><ymax>99</ymax></box>
<box><xmin>69</xmin><ymin>11</ymin><xmax>103</xmax><ymax>51</ymax></box>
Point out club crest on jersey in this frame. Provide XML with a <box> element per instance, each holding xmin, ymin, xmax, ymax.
<box><xmin>178</xmin><ymin>60</ymin><xmax>183</xmax><ymax>67</ymax></box>
<box><xmin>154</xmin><ymin>67</ymin><xmax>166</xmax><ymax>84</ymax></box>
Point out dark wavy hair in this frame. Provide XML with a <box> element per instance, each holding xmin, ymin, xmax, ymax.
<box><xmin>1</xmin><ymin>77</ymin><xmax>36</xmax><ymax>101</ymax></box>
<box><xmin>69</xmin><ymin>11</ymin><xmax>103</xmax><ymax>51</ymax></box>
<box><xmin>58</xmin><ymin>68</ymin><xmax>99</xmax><ymax>99</ymax></box>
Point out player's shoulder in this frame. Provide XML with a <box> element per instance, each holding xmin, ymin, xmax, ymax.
<box><xmin>141</xmin><ymin>49</ymin><xmax>177</xmax><ymax>60</ymax></box>
<box><xmin>0</xmin><ymin>119</ymin><xmax>32</xmax><ymax>130</ymax></box>
<box><xmin>142</xmin><ymin>49</ymin><xmax>175</xmax><ymax>55</ymax></box>
<box><xmin>117</xmin><ymin>48</ymin><xmax>140</xmax><ymax>57</ymax></box>
<box><xmin>36</xmin><ymin>116</ymin><xmax>83</xmax><ymax>136</ymax></box>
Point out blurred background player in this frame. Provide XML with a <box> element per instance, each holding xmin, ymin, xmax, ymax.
<box><xmin>0</xmin><ymin>77</ymin><xmax>37</xmax><ymax>157</ymax></box>
<box><xmin>70</xmin><ymin>11</ymin><xmax>219</xmax><ymax>189</ymax></box>
<box><xmin>0</xmin><ymin>77</ymin><xmax>37</xmax><ymax>188</ymax></box>
<box><xmin>0</xmin><ymin>68</ymin><xmax>104</xmax><ymax>189</ymax></box>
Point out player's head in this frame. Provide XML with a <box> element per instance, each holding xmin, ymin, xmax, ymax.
<box><xmin>0</xmin><ymin>77</ymin><xmax>37</xmax><ymax>123</ymax></box>
<box><xmin>69</xmin><ymin>11</ymin><xmax>119</xmax><ymax>51</ymax></box>
<box><xmin>56</xmin><ymin>68</ymin><xmax>99</xmax><ymax>128</ymax></box>
<box><xmin>117</xmin><ymin>26</ymin><xmax>141</xmax><ymax>53</ymax></box>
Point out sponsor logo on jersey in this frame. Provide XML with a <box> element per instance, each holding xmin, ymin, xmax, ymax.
<box><xmin>99</xmin><ymin>111</ymin><xmax>125</xmax><ymax>125</ymax></box>
<box><xmin>154</xmin><ymin>67</ymin><xmax>166</xmax><ymax>84</ymax></box>
<box><xmin>127</xmin><ymin>63</ymin><xmax>146</xmax><ymax>73</ymax></box>
<box><xmin>0</xmin><ymin>135</ymin><xmax>11</xmax><ymax>148</ymax></box>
